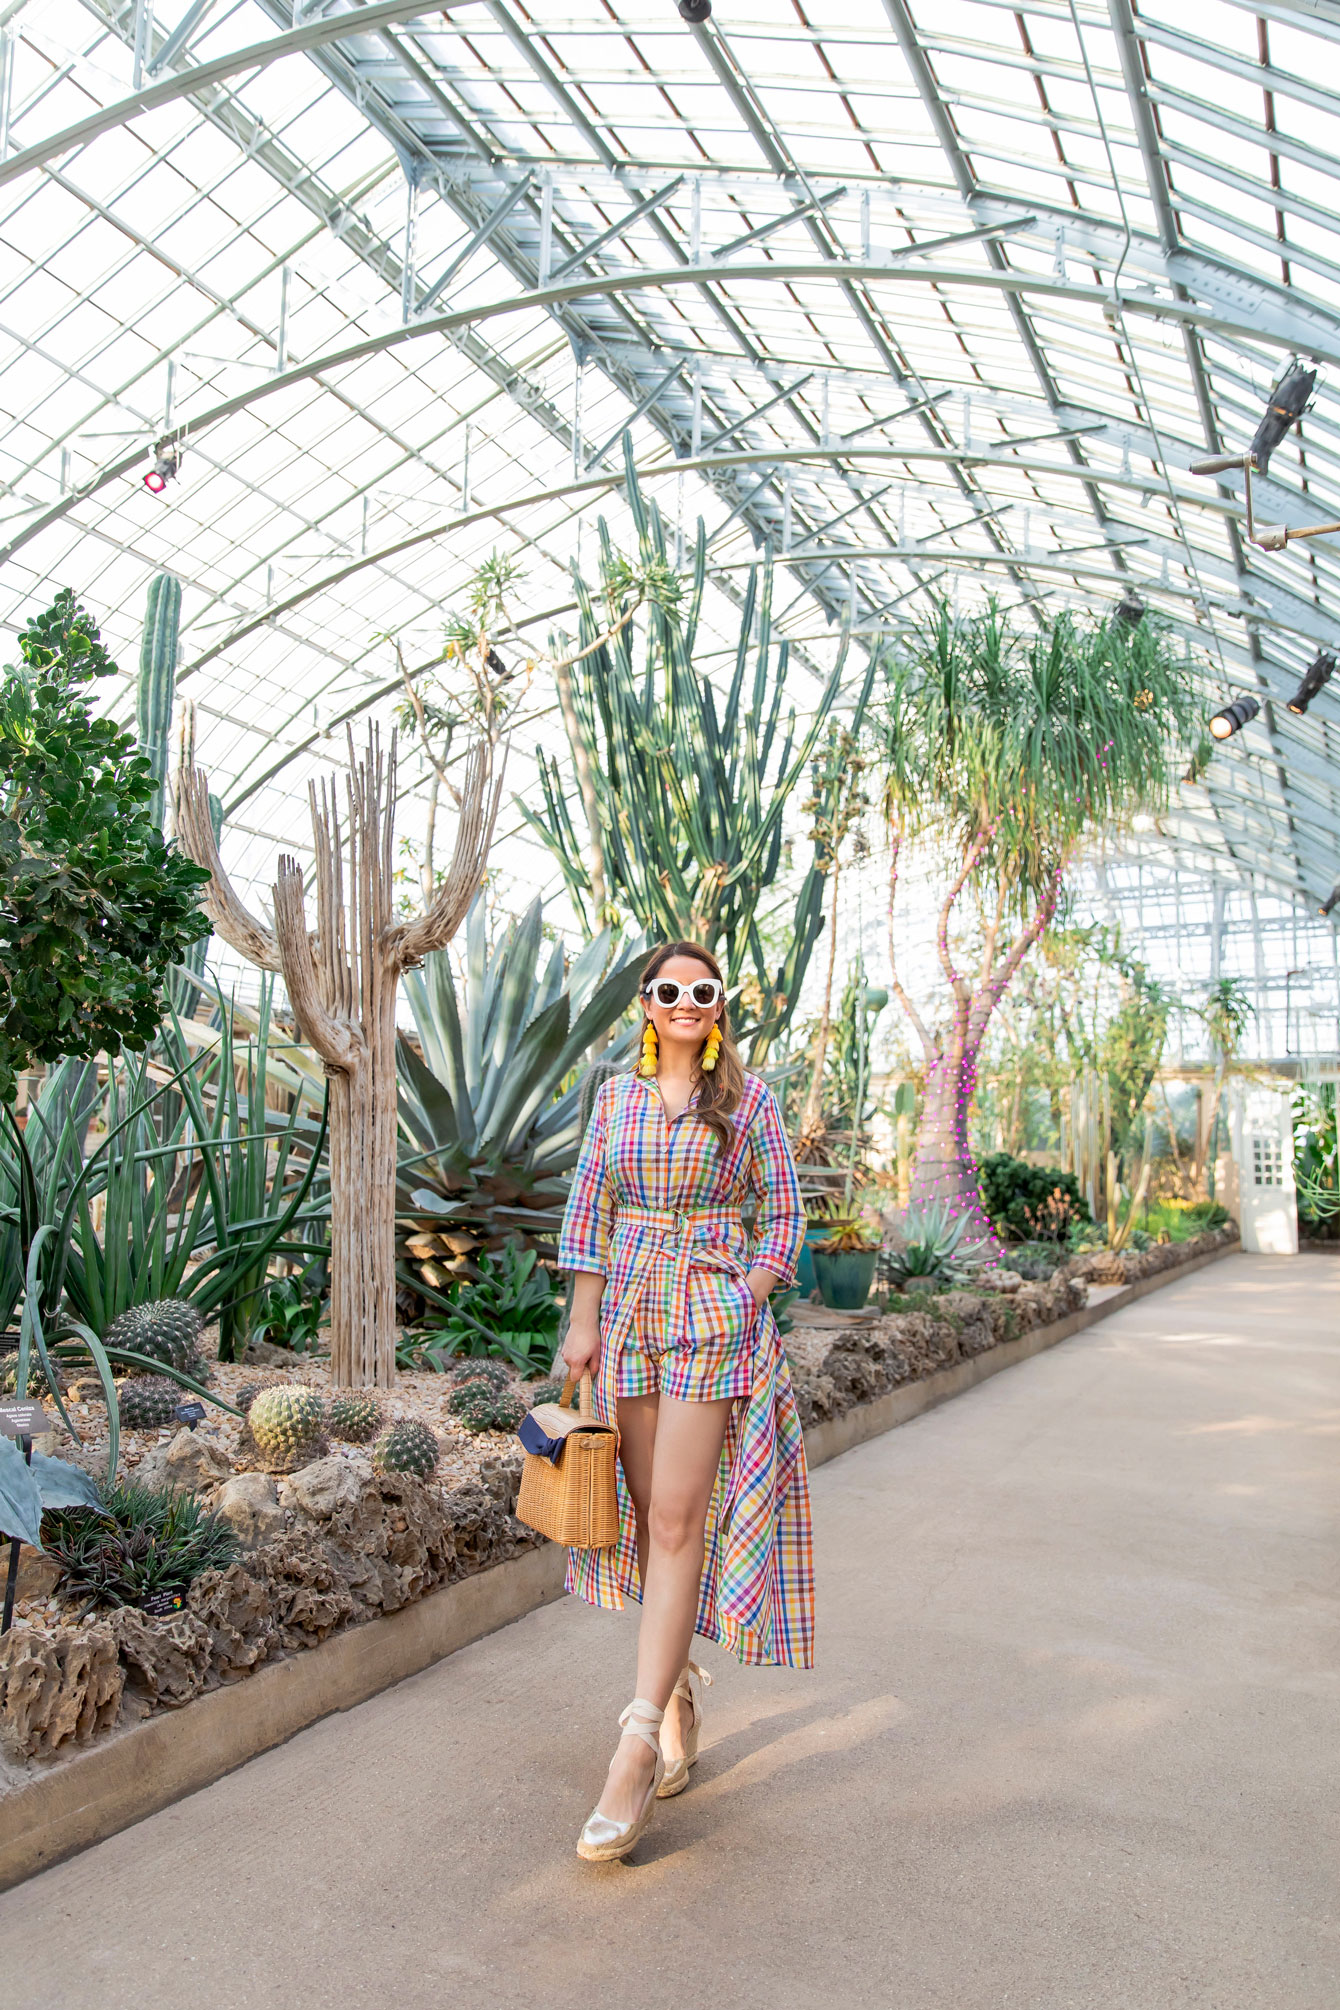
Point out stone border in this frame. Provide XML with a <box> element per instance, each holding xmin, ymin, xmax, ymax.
<box><xmin>0</xmin><ymin>1239</ymin><xmax>1236</xmax><ymax>1891</ymax></box>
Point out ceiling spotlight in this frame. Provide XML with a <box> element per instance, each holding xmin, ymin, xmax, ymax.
<box><xmin>1286</xmin><ymin>650</ymin><xmax>1336</xmax><ymax>715</ymax></box>
<box><xmin>1207</xmin><ymin>695</ymin><xmax>1260</xmax><ymax>741</ymax></box>
<box><xmin>1248</xmin><ymin>364</ymin><xmax>1316</xmax><ymax>474</ymax></box>
<box><xmin>1114</xmin><ymin>592</ymin><xmax>1146</xmax><ymax>628</ymax></box>
<box><xmin>1321</xmin><ymin>882</ymin><xmax>1340</xmax><ymax>917</ymax></box>
<box><xmin>142</xmin><ymin>438</ymin><xmax>181</xmax><ymax>495</ymax></box>
<box><xmin>677</xmin><ymin>0</ymin><xmax>711</xmax><ymax>18</ymax></box>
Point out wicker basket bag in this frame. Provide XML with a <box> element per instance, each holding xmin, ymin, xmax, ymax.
<box><xmin>515</xmin><ymin>1371</ymin><xmax>620</xmax><ymax>1548</ymax></box>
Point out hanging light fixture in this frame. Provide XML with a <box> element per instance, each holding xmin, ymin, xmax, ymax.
<box><xmin>1207</xmin><ymin>695</ymin><xmax>1260</xmax><ymax>741</ymax></box>
<box><xmin>1114</xmin><ymin>592</ymin><xmax>1146</xmax><ymax>628</ymax></box>
<box><xmin>1320</xmin><ymin>882</ymin><xmax>1340</xmax><ymax>917</ymax></box>
<box><xmin>1285</xmin><ymin>650</ymin><xmax>1336</xmax><ymax>715</ymax></box>
<box><xmin>142</xmin><ymin>438</ymin><xmax>181</xmax><ymax>495</ymax></box>
<box><xmin>1248</xmin><ymin>364</ymin><xmax>1316</xmax><ymax>475</ymax></box>
<box><xmin>678</xmin><ymin>0</ymin><xmax>711</xmax><ymax>16</ymax></box>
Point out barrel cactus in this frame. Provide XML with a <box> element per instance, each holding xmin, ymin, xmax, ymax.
<box><xmin>104</xmin><ymin>1299</ymin><xmax>204</xmax><ymax>1378</ymax></box>
<box><xmin>138</xmin><ymin>571</ymin><xmax>181</xmax><ymax>831</ymax></box>
<box><xmin>247</xmin><ymin>1386</ymin><xmax>326</xmax><ymax>1471</ymax></box>
<box><xmin>449</xmin><ymin>1381</ymin><xmax>527</xmax><ymax>1435</ymax></box>
<box><xmin>117</xmin><ymin>1376</ymin><xmax>181</xmax><ymax>1430</ymax></box>
<box><xmin>447</xmin><ymin>1357</ymin><xmax>510</xmax><ymax>1389</ymax></box>
<box><xmin>327</xmin><ymin>1391</ymin><xmax>382</xmax><ymax>1444</ymax></box>
<box><xmin>372</xmin><ymin>1418</ymin><xmax>440</xmax><ymax>1478</ymax></box>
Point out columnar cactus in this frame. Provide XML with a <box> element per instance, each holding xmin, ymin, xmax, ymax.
<box><xmin>138</xmin><ymin>572</ymin><xmax>181</xmax><ymax>832</ymax></box>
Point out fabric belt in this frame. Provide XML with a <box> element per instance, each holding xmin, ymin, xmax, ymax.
<box><xmin>613</xmin><ymin>1203</ymin><xmax>740</xmax><ymax>1244</ymax></box>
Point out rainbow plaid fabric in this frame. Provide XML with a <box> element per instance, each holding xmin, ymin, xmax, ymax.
<box><xmin>557</xmin><ymin>1068</ymin><xmax>814</xmax><ymax>1669</ymax></box>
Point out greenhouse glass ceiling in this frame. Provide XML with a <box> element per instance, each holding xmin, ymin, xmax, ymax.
<box><xmin>1</xmin><ymin>0</ymin><xmax>1339</xmax><ymax>925</ymax></box>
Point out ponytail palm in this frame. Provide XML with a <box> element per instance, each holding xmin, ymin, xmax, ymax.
<box><xmin>877</xmin><ymin>601</ymin><xmax>1202</xmax><ymax>1232</ymax></box>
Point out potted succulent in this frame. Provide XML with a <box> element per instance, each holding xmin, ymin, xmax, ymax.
<box><xmin>811</xmin><ymin>1213</ymin><xmax>883</xmax><ymax>1310</ymax></box>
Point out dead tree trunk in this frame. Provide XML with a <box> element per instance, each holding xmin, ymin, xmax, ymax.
<box><xmin>176</xmin><ymin>727</ymin><xmax>503</xmax><ymax>1386</ymax></box>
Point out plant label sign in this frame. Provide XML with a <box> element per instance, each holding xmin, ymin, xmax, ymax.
<box><xmin>139</xmin><ymin>1589</ymin><xmax>184</xmax><ymax>1617</ymax></box>
<box><xmin>0</xmin><ymin>1401</ymin><xmax>50</xmax><ymax>1439</ymax></box>
<box><xmin>174</xmin><ymin>1402</ymin><xmax>206</xmax><ymax>1430</ymax></box>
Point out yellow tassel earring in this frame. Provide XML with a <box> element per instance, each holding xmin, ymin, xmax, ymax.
<box><xmin>638</xmin><ymin>1020</ymin><xmax>659</xmax><ymax>1079</ymax></box>
<box><xmin>701</xmin><ymin>1023</ymin><xmax>723</xmax><ymax>1074</ymax></box>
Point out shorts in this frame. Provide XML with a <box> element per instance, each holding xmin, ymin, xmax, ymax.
<box><xmin>611</xmin><ymin>1246</ymin><xmax>758</xmax><ymax>1403</ymax></box>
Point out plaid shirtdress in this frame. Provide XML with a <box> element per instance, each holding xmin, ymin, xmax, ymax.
<box><xmin>556</xmin><ymin>1068</ymin><xmax>814</xmax><ymax>1669</ymax></box>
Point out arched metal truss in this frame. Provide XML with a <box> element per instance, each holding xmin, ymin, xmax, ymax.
<box><xmin>1</xmin><ymin>0</ymin><xmax>1338</xmax><ymax>928</ymax></box>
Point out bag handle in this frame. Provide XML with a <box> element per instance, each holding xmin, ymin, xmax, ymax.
<box><xmin>559</xmin><ymin>1370</ymin><xmax>595</xmax><ymax>1418</ymax></box>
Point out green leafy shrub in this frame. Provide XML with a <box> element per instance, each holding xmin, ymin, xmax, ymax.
<box><xmin>1001</xmin><ymin>1242</ymin><xmax>1065</xmax><ymax>1281</ymax></box>
<box><xmin>0</xmin><ymin>591</ymin><xmax>209</xmax><ymax>1103</ymax></box>
<box><xmin>978</xmin><ymin>1153</ymin><xmax>1092</xmax><ymax>1244</ymax></box>
<box><xmin>42</xmin><ymin>1480</ymin><xmax>237</xmax><ymax>1608</ymax></box>
<box><xmin>403</xmin><ymin>1247</ymin><xmax>562</xmax><ymax>1376</ymax></box>
<box><xmin>250</xmin><ymin>1275</ymin><xmax>326</xmax><ymax>1355</ymax></box>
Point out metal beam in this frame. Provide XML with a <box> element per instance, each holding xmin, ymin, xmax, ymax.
<box><xmin>0</xmin><ymin>0</ymin><xmax>487</xmax><ymax>192</ymax></box>
<box><xmin>549</xmin><ymin>177</ymin><xmax>684</xmax><ymax>283</ymax></box>
<box><xmin>415</xmin><ymin>171</ymin><xmax>534</xmax><ymax>314</ymax></box>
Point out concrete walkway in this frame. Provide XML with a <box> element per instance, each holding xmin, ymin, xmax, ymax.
<box><xmin>4</xmin><ymin>1252</ymin><xmax>1337</xmax><ymax>2009</ymax></box>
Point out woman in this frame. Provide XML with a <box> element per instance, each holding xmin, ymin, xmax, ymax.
<box><xmin>557</xmin><ymin>941</ymin><xmax>813</xmax><ymax>1862</ymax></box>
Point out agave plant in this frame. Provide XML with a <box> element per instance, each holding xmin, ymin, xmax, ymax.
<box><xmin>396</xmin><ymin>896</ymin><xmax>644</xmax><ymax>1283</ymax></box>
<box><xmin>884</xmin><ymin>1200</ymin><xmax>988</xmax><ymax>1290</ymax></box>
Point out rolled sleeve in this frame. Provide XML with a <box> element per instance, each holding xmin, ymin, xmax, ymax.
<box><xmin>557</xmin><ymin>1082</ymin><xmax>614</xmax><ymax>1275</ymax></box>
<box><xmin>746</xmin><ymin>1085</ymin><xmax>805</xmax><ymax>1287</ymax></box>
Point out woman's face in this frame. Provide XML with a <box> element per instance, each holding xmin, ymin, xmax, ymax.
<box><xmin>643</xmin><ymin>954</ymin><xmax>723</xmax><ymax>1058</ymax></box>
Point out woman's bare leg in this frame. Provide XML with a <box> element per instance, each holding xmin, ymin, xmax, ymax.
<box><xmin>615</xmin><ymin>1392</ymin><xmax>659</xmax><ymax>1590</ymax></box>
<box><xmin>596</xmin><ymin>1393</ymin><xmax>733</xmax><ymax>1825</ymax></box>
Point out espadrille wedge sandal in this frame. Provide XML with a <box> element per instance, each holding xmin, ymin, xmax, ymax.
<box><xmin>576</xmin><ymin>1699</ymin><xmax>666</xmax><ymax>1862</ymax></box>
<box><xmin>657</xmin><ymin>1660</ymin><xmax>712</xmax><ymax>1798</ymax></box>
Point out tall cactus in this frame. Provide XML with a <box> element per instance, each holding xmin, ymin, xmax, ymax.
<box><xmin>138</xmin><ymin>572</ymin><xmax>181</xmax><ymax>830</ymax></box>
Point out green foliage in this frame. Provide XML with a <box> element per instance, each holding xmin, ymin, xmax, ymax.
<box><xmin>0</xmin><ymin>590</ymin><xmax>209</xmax><ymax>1102</ymax></box>
<box><xmin>115</xmin><ymin>1375</ymin><xmax>183</xmax><ymax>1430</ymax></box>
<box><xmin>878</xmin><ymin>601</ymin><xmax>1204</xmax><ymax>914</ymax></box>
<box><xmin>0</xmin><ymin>1434</ymin><xmax>103</xmax><ymax>1550</ymax></box>
<box><xmin>521</xmin><ymin>447</ymin><xmax>875</xmax><ymax>1058</ymax></box>
<box><xmin>1000</xmin><ymin>1242</ymin><xmax>1065</xmax><ymax>1281</ymax></box>
<box><xmin>446</xmin><ymin>1380</ymin><xmax>527</xmax><ymax>1435</ymax></box>
<box><xmin>1200</xmin><ymin>977</ymin><xmax>1253</xmax><ymax>1060</ymax></box>
<box><xmin>822</xmin><ymin>956</ymin><xmax>889</xmax><ymax>1131</ymax></box>
<box><xmin>978</xmin><ymin>1153</ymin><xmax>1092</xmax><ymax>1243</ymax></box>
<box><xmin>372</xmin><ymin>1417</ymin><xmax>440</xmax><ymax>1475</ymax></box>
<box><xmin>404</xmin><ymin>1245</ymin><xmax>561</xmax><ymax>1377</ymax></box>
<box><xmin>1294</xmin><ymin>1083</ymin><xmax>1339</xmax><ymax>1225</ymax></box>
<box><xmin>42</xmin><ymin>1479</ymin><xmax>237</xmax><ymax>1607</ymax></box>
<box><xmin>17</xmin><ymin>994</ymin><xmax>331</xmax><ymax>1363</ymax></box>
<box><xmin>1100</xmin><ymin>958</ymin><xmax>1171</xmax><ymax>1153</ymax></box>
<box><xmin>396</xmin><ymin>896</ymin><xmax>643</xmax><ymax>1260</ymax></box>
<box><xmin>249</xmin><ymin>1274</ymin><xmax>326</xmax><ymax>1356</ymax></box>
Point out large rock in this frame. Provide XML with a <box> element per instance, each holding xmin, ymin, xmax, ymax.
<box><xmin>214</xmin><ymin>1473</ymin><xmax>286</xmax><ymax>1549</ymax></box>
<box><xmin>134</xmin><ymin>1428</ymin><xmax>232</xmax><ymax>1496</ymax></box>
<box><xmin>280</xmin><ymin>1455</ymin><xmax>370</xmax><ymax>1521</ymax></box>
<box><xmin>109</xmin><ymin>1607</ymin><xmax>214</xmax><ymax>1711</ymax></box>
<box><xmin>0</xmin><ymin>1622</ymin><xmax>123</xmax><ymax>1759</ymax></box>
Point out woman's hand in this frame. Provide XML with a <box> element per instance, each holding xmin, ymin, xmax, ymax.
<box><xmin>744</xmin><ymin>1265</ymin><xmax>779</xmax><ymax>1308</ymax></box>
<box><xmin>561</xmin><ymin>1321</ymin><xmax>601</xmax><ymax>1379</ymax></box>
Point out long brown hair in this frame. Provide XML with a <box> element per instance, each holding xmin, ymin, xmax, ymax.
<box><xmin>636</xmin><ymin>940</ymin><xmax>745</xmax><ymax>1152</ymax></box>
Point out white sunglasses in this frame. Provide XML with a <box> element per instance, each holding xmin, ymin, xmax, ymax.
<box><xmin>642</xmin><ymin>977</ymin><xmax>723</xmax><ymax>1009</ymax></box>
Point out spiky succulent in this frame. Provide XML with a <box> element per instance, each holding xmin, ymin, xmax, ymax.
<box><xmin>526</xmin><ymin>1378</ymin><xmax>566</xmax><ymax>1408</ymax></box>
<box><xmin>447</xmin><ymin>1357</ymin><xmax>511</xmax><ymax>1389</ymax></box>
<box><xmin>116</xmin><ymin>1376</ymin><xmax>181</xmax><ymax>1430</ymax></box>
<box><xmin>372</xmin><ymin>1418</ymin><xmax>440</xmax><ymax>1477</ymax></box>
<box><xmin>327</xmin><ymin>1391</ymin><xmax>382</xmax><ymax>1444</ymax></box>
<box><xmin>247</xmin><ymin>1386</ymin><xmax>327</xmax><ymax>1471</ymax></box>
<box><xmin>104</xmin><ymin>1299</ymin><xmax>205</xmax><ymax>1377</ymax></box>
<box><xmin>449</xmin><ymin>1382</ymin><xmax>528</xmax><ymax>1435</ymax></box>
<box><xmin>234</xmin><ymin>1381</ymin><xmax>277</xmax><ymax>1417</ymax></box>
